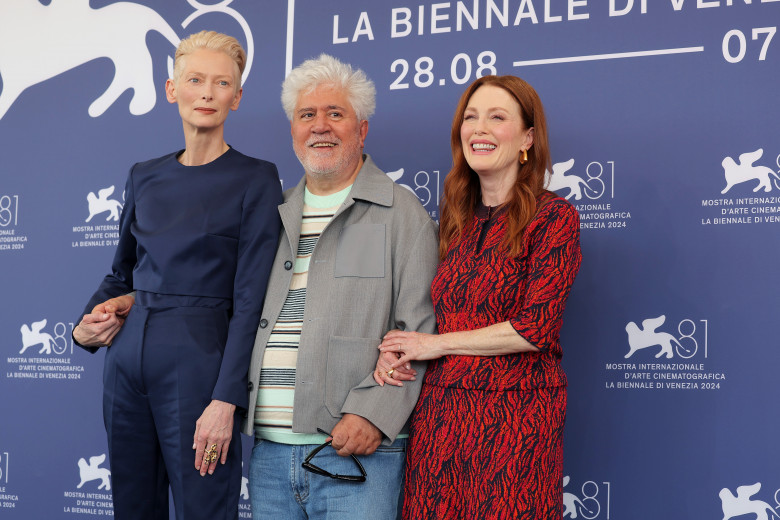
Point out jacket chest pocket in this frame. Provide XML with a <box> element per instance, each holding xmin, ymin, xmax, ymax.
<box><xmin>334</xmin><ymin>224</ymin><xmax>385</xmax><ymax>278</ymax></box>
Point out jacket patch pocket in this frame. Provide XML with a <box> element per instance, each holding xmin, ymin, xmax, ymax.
<box><xmin>325</xmin><ymin>336</ymin><xmax>381</xmax><ymax>417</ymax></box>
<box><xmin>334</xmin><ymin>224</ymin><xmax>385</xmax><ymax>278</ymax></box>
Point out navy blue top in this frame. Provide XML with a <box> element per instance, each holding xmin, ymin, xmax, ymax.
<box><xmin>80</xmin><ymin>147</ymin><xmax>283</xmax><ymax>408</ymax></box>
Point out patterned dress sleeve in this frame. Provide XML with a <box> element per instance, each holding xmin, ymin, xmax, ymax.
<box><xmin>510</xmin><ymin>199</ymin><xmax>581</xmax><ymax>353</ymax></box>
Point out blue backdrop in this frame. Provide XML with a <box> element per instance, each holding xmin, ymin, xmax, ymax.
<box><xmin>2</xmin><ymin>1</ymin><xmax>779</xmax><ymax>518</ymax></box>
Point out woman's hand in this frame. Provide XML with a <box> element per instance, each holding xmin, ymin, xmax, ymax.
<box><xmin>378</xmin><ymin>330</ymin><xmax>445</xmax><ymax>372</ymax></box>
<box><xmin>193</xmin><ymin>400</ymin><xmax>236</xmax><ymax>476</ymax></box>
<box><xmin>373</xmin><ymin>350</ymin><xmax>417</xmax><ymax>387</ymax></box>
<box><xmin>73</xmin><ymin>294</ymin><xmax>135</xmax><ymax>347</ymax></box>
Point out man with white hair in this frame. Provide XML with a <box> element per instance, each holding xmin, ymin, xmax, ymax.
<box><xmin>243</xmin><ymin>54</ymin><xmax>438</xmax><ymax>519</ymax></box>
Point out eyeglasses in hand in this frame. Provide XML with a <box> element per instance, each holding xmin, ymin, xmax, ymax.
<box><xmin>301</xmin><ymin>428</ymin><xmax>367</xmax><ymax>482</ymax></box>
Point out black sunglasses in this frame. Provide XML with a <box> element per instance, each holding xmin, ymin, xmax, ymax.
<box><xmin>301</xmin><ymin>428</ymin><xmax>367</xmax><ymax>482</ymax></box>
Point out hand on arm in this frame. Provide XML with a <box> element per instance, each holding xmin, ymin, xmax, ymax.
<box><xmin>94</xmin><ymin>294</ymin><xmax>135</xmax><ymax>317</ymax></box>
<box><xmin>378</xmin><ymin>322</ymin><xmax>539</xmax><ymax>369</ymax></box>
<box><xmin>193</xmin><ymin>400</ymin><xmax>236</xmax><ymax>476</ymax></box>
<box><xmin>73</xmin><ymin>294</ymin><xmax>136</xmax><ymax>347</ymax></box>
<box><xmin>329</xmin><ymin>413</ymin><xmax>382</xmax><ymax>456</ymax></box>
<box><xmin>372</xmin><ymin>329</ymin><xmax>418</xmax><ymax>387</ymax></box>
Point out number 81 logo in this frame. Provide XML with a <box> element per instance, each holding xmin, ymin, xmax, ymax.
<box><xmin>0</xmin><ymin>195</ymin><xmax>19</xmax><ymax>227</ymax></box>
<box><xmin>563</xmin><ymin>476</ymin><xmax>611</xmax><ymax>519</ymax></box>
<box><xmin>0</xmin><ymin>452</ymin><xmax>8</xmax><ymax>483</ymax></box>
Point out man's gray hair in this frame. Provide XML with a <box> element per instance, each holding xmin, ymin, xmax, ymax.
<box><xmin>281</xmin><ymin>54</ymin><xmax>376</xmax><ymax>122</ymax></box>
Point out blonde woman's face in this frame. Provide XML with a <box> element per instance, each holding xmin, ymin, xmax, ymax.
<box><xmin>165</xmin><ymin>49</ymin><xmax>242</xmax><ymax>132</ymax></box>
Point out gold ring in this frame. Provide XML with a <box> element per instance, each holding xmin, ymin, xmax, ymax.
<box><xmin>387</xmin><ymin>369</ymin><xmax>395</xmax><ymax>377</ymax></box>
<box><xmin>205</xmin><ymin>444</ymin><xmax>218</xmax><ymax>463</ymax></box>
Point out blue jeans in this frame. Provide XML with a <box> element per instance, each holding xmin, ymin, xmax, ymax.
<box><xmin>249</xmin><ymin>436</ymin><xmax>406</xmax><ymax>520</ymax></box>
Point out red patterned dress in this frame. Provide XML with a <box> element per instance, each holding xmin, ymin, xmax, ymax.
<box><xmin>403</xmin><ymin>193</ymin><xmax>581</xmax><ymax>520</ymax></box>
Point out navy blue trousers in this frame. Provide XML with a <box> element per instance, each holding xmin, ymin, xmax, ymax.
<box><xmin>102</xmin><ymin>298</ymin><xmax>241</xmax><ymax>519</ymax></box>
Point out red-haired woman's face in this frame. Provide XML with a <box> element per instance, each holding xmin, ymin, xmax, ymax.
<box><xmin>460</xmin><ymin>85</ymin><xmax>533</xmax><ymax>183</ymax></box>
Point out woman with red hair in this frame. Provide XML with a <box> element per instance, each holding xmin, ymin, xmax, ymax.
<box><xmin>375</xmin><ymin>75</ymin><xmax>582</xmax><ymax>519</ymax></box>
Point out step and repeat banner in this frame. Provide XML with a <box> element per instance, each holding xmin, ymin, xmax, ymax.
<box><xmin>1</xmin><ymin>1</ymin><xmax>779</xmax><ymax>518</ymax></box>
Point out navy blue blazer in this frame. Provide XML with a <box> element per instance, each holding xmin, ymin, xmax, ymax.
<box><xmin>79</xmin><ymin>147</ymin><xmax>282</xmax><ymax>409</ymax></box>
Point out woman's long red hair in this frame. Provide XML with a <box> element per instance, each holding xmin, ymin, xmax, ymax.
<box><xmin>438</xmin><ymin>75</ymin><xmax>551</xmax><ymax>260</ymax></box>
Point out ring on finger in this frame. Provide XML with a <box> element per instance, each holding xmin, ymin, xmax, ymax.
<box><xmin>387</xmin><ymin>368</ymin><xmax>395</xmax><ymax>377</ymax></box>
<box><xmin>205</xmin><ymin>444</ymin><xmax>218</xmax><ymax>463</ymax></box>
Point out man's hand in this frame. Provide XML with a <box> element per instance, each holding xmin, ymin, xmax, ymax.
<box><xmin>193</xmin><ymin>400</ymin><xmax>236</xmax><ymax>476</ymax></box>
<box><xmin>73</xmin><ymin>294</ymin><xmax>135</xmax><ymax>347</ymax></box>
<box><xmin>95</xmin><ymin>294</ymin><xmax>135</xmax><ymax>318</ymax></box>
<box><xmin>329</xmin><ymin>413</ymin><xmax>382</xmax><ymax>457</ymax></box>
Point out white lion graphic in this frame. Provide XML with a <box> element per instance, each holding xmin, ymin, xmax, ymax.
<box><xmin>386</xmin><ymin>168</ymin><xmax>416</xmax><ymax>195</ymax></box>
<box><xmin>545</xmin><ymin>159</ymin><xmax>595</xmax><ymax>201</ymax></box>
<box><xmin>721</xmin><ymin>149</ymin><xmax>780</xmax><ymax>194</ymax></box>
<box><xmin>625</xmin><ymin>315</ymin><xmax>688</xmax><ymax>359</ymax></box>
<box><xmin>19</xmin><ymin>319</ymin><xmax>57</xmax><ymax>355</ymax></box>
<box><xmin>241</xmin><ymin>475</ymin><xmax>249</xmax><ymax>500</ymax></box>
<box><xmin>86</xmin><ymin>186</ymin><xmax>124</xmax><ymax>222</ymax></box>
<box><xmin>0</xmin><ymin>0</ymin><xmax>180</xmax><ymax>120</ymax></box>
<box><xmin>720</xmin><ymin>483</ymin><xmax>780</xmax><ymax>520</ymax></box>
<box><xmin>77</xmin><ymin>454</ymin><xmax>112</xmax><ymax>491</ymax></box>
<box><xmin>562</xmin><ymin>476</ymin><xmax>595</xmax><ymax>519</ymax></box>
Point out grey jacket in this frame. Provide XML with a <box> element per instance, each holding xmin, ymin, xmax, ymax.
<box><xmin>241</xmin><ymin>154</ymin><xmax>439</xmax><ymax>442</ymax></box>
